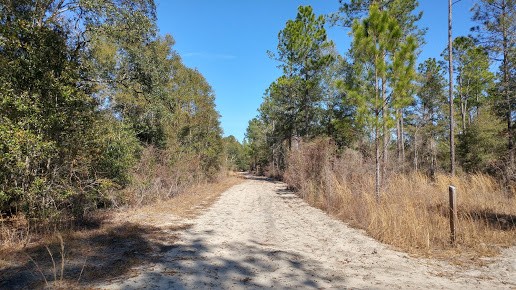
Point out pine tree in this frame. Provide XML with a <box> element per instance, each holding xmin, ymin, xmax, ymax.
<box><xmin>272</xmin><ymin>5</ymin><xmax>335</xmax><ymax>139</ymax></box>
<box><xmin>410</xmin><ymin>58</ymin><xmax>447</xmax><ymax>175</ymax></box>
<box><xmin>446</xmin><ymin>37</ymin><xmax>494</xmax><ymax>134</ymax></box>
<box><xmin>350</xmin><ymin>4</ymin><xmax>402</xmax><ymax>199</ymax></box>
<box><xmin>472</xmin><ymin>0</ymin><xmax>515</xmax><ymax>169</ymax></box>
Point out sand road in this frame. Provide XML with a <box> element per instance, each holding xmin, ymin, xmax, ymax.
<box><xmin>99</xmin><ymin>176</ymin><xmax>516</xmax><ymax>289</ymax></box>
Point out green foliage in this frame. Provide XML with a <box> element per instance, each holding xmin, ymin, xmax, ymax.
<box><xmin>457</xmin><ymin>109</ymin><xmax>505</xmax><ymax>173</ymax></box>
<box><xmin>247</xmin><ymin>5</ymin><xmax>338</xmax><ymax>174</ymax></box>
<box><xmin>333</xmin><ymin>0</ymin><xmax>426</xmax><ymax>47</ymax></box>
<box><xmin>248</xmin><ymin>0</ymin><xmax>514</xmax><ymax>192</ymax></box>
<box><xmin>326</xmin><ymin>57</ymin><xmax>363</xmax><ymax>149</ymax></box>
<box><xmin>169</xmin><ymin>62</ymin><xmax>223</xmax><ymax>177</ymax></box>
<box><xmin>222</xmin><ymin>136</ymin><xmax>249</xmax><ymax>171</ymax></box>
<box><xmin>259</xmin><ymin>76</ymin><xmax>300</xmax><ymax>143</ymax></box>
<box><xmin>472</xmin><ymin>0</ymin><xmax>516</xmax><ymax>169</ymax></box>
<box><xmin>350</xmin><ymin>3</ymin><xmax>400</xmax><ymax>128</ymax></box>
<box><xmin>416</xmin><ymin>58</ymin><xmax>447</xmax><ymax>120</ymax></box>
<box><xmin>96</xmin><ymin>117</ymin><xmax>142</xmax><ymax>186</ymax></box>
<box><xmin>0</xmin><ymin>0</ymin><xmax>225</xmax><ymax>222</ymax></box>
<box><xmin>276</xmin><ymin>6</ymin><xmax>334</xmax><ymax>77</ymax></box>
<box><xmin>0</xmin><ymin>5</ymin><xmax>100</xmax><ymax>216</ymax></box>
<box><xmin>272</xmin><ymin>5</ymin><xmax>335</xmax><ymax>138</ymax></box>
<box><xmin>407</xmin><ymin>58</ymin><xmax>448</xmax><ymax>174</ymax></box>
<box><xmin>89</xmin><ymin>31</ymin><xmax>175</xmax><ymax>147</ymax></box>
<box><xmin>442</xmin><ymin>36</ymin><xmax>494</xmax><ymax>132</ymax></box>
<box><xmin>245</xmin><ymin>118</ymin><xmax>270</xmax><ymax>172</ymax></box>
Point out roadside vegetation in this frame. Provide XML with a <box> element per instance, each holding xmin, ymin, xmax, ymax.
<box><xmin>0</xmin><ymin>1</ymin><xmax>247</xmax><ymax>246</ymax></box>
<box><xmin>285</xmin><ymin>138</ymin><xmax>515</xmax><ymax>262</ymax></box>
<box><xmin>0</xmin><ymin>0</ymin><xmax>514</xmax><ymax>273</ymax></box>
<box><xmin>0</xmin><ymin>174</ymin><xmax>243</xmax><ymax>289</ymax></box>
<box><xmin>246</xmin><ymin>0</ymin><xmax>515</xmax><ymax>260</ymax></box>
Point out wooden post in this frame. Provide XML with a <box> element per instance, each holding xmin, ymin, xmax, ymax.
<box><xmin>449</xmin><ymin>185</ymin><xmax>457</xmax><ymax>245</ymax></box>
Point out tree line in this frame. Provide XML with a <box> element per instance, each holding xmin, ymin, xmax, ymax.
<box><xmin>246</xmin><ymin>0</ymin><xmax>515</xmax><ymax>195</ymax></box>
<box><xmin>0</xmin><ymin>1</ymin><xmax>234</xmax><ymax>221</ymax></box>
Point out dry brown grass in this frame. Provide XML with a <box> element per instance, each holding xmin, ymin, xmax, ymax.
<box><xmin>111</xmin><ymin>173</ymin><xmax>244</xmax><ymax>224</ymax></box>
<box><xmin>152</xmin><ymin>172</ymin><xmax>244</xmax><ymax>218</ymax></box>
<box><xmin>284</xmin><ymin>138</ymin><xmax>516</xmax><ymax>264</ymax></box>
<box><xmin>0</xmin><ymin>174</ymin><xmax>244</xmax><ymax>288</ymax></box>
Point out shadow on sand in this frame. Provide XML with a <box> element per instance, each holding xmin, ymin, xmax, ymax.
<box><xmin>0</xmin><ymin>220</ymin><xmax>190</xmax><ymax>289</ymax></box>
<box><xmin>95</xmin><ymin>230</ymin><xmax>350</xmax><ymax>289</ymax></box>
<box><xmin>2</xmin><ymin>177</ymin><xmax>352</xmax><ymax>289</ymax></box>
<box><xmin>1</xmin><ymin>221</ymin><xmax>350</xmax><ymax>289</ymax></box>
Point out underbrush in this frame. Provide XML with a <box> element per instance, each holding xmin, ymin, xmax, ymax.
<box><xmin>106</xmin><ymin>146</ymin><xmax>217</xmax><ymax>207</ymax></box>
<box><xmin>0</xmin><ymin>146</ymin><xmax>228</xmax><ymax>247</ymax></box>
<box><xmin>0</xmin><ymin>174</ymin><xmax>243</xmax><ymax>288</ymax></box>
<box><xmin>284</xmin><ymin>138</ymin><xmax>516</xmax><ymax>262</ymax></box>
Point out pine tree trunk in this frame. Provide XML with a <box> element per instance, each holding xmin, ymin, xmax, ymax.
<box><xmin>501</xmin><ymin>0</ymin><xmax>514</xmax><ymax>169</ymax></box>
<box><xmin>459</xmin><ymin>76</ymin><xmax>467</xmax><ymax>134</ymax></box>
<box><xmin>381</xmin><ymin>74</ymin><xmax>388</xmax><ymax>181</ymax></box>
<box><xmin>430</xmin><ymin>139</ymin><xmax>437</xmax><ymax>180</ymax></box>
<box><xmin>401</xmin><ymin>110</ymin><xmax>405</xmax><ymax>163</ymax></box>
<box><xmin>396</xmin><ymin>108</ymin><xmax>405</xmax><ymax>166</ymax></box>
<box><xmin>376</xmin><ymin>114</ymin><xmax>381</xmax><ymax>201</ymax></box>
<box><xmin>448</xmin><ymin>0</ymin><xmax>456</xmax><ymax>176</ymax></box>
<box><xmin>397</xmin><ymin>113</ymin><xmax>402</xmax><ymax>162</ymax></box>
<box><xmin>461</xmin><ymin>101</ymin><xmax>467</xmax><ymax>134</ymax></box>
<box><xmin>375</xmin><ymin>61</ymin><xmax>381</xmax><ymax>201</ymax></box>
<box><xmin>414</xmin><ymin>128</ymin><xmax>419</xmax><ymax>172</ymax></box>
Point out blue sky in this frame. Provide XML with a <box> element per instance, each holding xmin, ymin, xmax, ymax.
<box><xmin>156</xmin><ymin>0</ymin><xmax>477</xmax><ymax>142</ymax></box>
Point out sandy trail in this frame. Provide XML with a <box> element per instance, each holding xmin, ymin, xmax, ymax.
<box><xmin>99</xmin><ymin>176</ymin><xmax>516</xmax><ymax>289</ymax></box>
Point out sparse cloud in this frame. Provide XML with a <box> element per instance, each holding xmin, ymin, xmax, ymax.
<box><xmin>183</xmin><ymin>52</ymin><xmax>237</xmax><ymax>60</ymax></box>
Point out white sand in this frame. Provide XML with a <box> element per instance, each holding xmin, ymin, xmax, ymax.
<box><xmin>99</xmin><ymin>177</ymin><xmax>516</xmax><ymax>289</ymax></box>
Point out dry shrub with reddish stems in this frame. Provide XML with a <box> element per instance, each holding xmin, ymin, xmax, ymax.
<box><xmin>106</xmin><ymin>146</ymin><xmax>224</xmax><ymax>207</ymax></box>
<box><xmin>284</xmin><ymin>138</ymin><xmax>516</xmax><ymax>262</ymax></box>
<box><xmin>1</xmin><ymin>146</ymin><xmax>230</xmax><ymax>246</ymax></box>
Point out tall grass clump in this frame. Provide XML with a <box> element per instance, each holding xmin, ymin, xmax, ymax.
<box><xmin>284</xmin><ymin>138</ymin><xmax>516</xmax><ymax>260</ymax></box>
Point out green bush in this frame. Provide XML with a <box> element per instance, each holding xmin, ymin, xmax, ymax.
<box><xmin>96</xmin><ymin>117</ymin><xmax>142</xmax><ymax>186</ymax></box>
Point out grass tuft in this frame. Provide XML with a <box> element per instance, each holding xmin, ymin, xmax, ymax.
<box><xmin>284</xmin><ymin>138</ymin><xmax>516</xmax><ymax>263</ymax></box>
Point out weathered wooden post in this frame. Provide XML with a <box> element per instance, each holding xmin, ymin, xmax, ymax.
<box><xmin>449</xmin><ymin>185</ymin><xmax>457</xmax><ymax>245</ymax></box>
